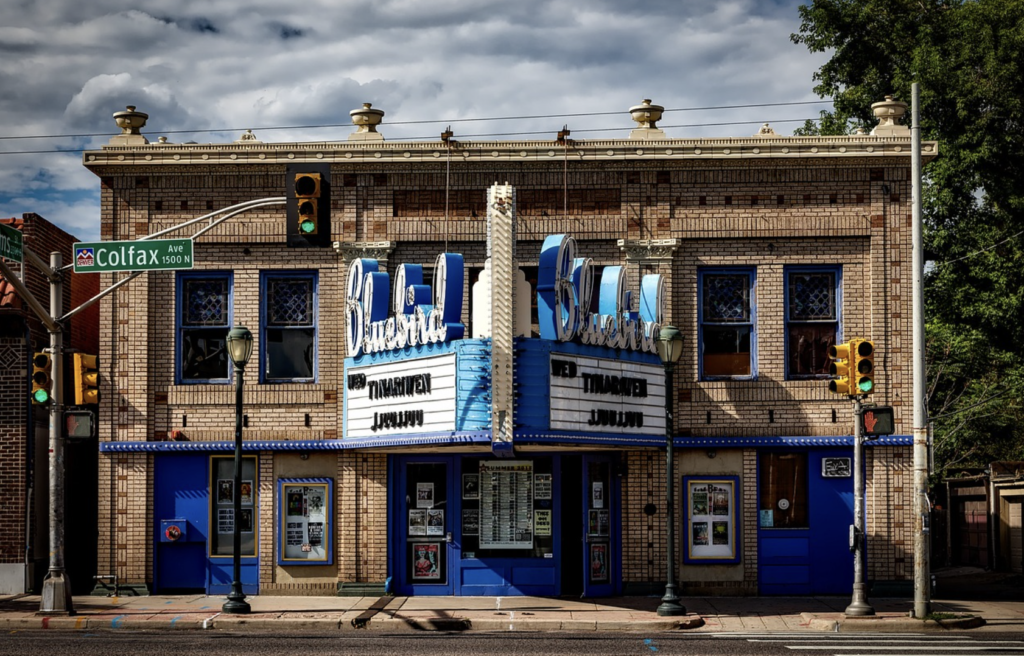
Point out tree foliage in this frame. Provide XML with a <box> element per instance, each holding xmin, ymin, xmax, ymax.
<box><xmin>793</xmin><ymin>0</ymin><xmax>1024</xmax><ymax>474</ymax></box>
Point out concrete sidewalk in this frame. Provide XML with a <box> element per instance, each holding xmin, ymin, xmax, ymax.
<box><xmin>1</xmin><ymin>592</ymin><xmax>1020</xmax><ymax>633</ymax></box>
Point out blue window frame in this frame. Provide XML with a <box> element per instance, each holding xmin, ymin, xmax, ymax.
<box><xmin>698</xmin><ymin>268</ymin><xmax>756</xmax><ymax>380</ymax></box>
<box><xmin>260</xmin><ymin>271</ymin><xmax>317</xmax><ymax>383</ymax></box>
<box><xmin>176</xmin><ymin>271</ymin><xmax>233</xmax><ymax>384</ymax></box>
<box><xmin>785</xmin><ymin>266</ymin><xmax>841</xmax><ymax>379</ymax></box>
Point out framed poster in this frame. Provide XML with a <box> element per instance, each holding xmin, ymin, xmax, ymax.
<box><xmin>409</xmin><ymin>509</ymin><xmax>427</xmax><ymax>536</ymax></box>
<box><xmin>534</xmin><ymin>473</ymin><xmax>553</xmax><ymax>500</ymax></box>
<box><xmin>411</xmin><ymin>543</ymin><xmax>440</xmax><ymax>580</ymax></box>
<box><xmin>426</xmin><ymin>509</ymin><xmax>445</xmax><ymax>536</ymax></box>
<box><xmin>534</xmin><ymin>509</ymin><xmax>552</xmax><ymax>537</ymax></box>
<box><xmin>589</xmin><ymin>543</ymin><xmax>609</xmax><ymax>583</ymax></box>
<box><xmin>479</xmin><ymin>460</ymin><xmax>534</xmax><ymax>549</ymax></box>
<box><xmin>462</xmin><ymin>474</ymin><xmax>479</xmax><ymax>500</ymax></box>
<box><xmin>240</xmin><ymin>480</ymin><xmax>254</xmax><ymax>505</ymax></box>
<box><xmin>417</xmin><ymin>482</ymin><xmax>434</xmax><ymax>508</ymax></box>
<box><xmin>277</xmin><ymin>478</ymin><xmax>333</xmax><ymax>565</ymax></box>
<box><xmin>462</xmin><ymin>509</ymin><xmax>479</xmax><ymax>536</ymax></box>
<box><xmin>683</xmin><ymin>476</ymin><xmax>740</xmax><ymax>564</ymax></box>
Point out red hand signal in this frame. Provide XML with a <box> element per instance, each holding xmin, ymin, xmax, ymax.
<box><xmin>863</xmin><ymin>411</ymin><xmax>878</xmax><ymax>433</ymax></box>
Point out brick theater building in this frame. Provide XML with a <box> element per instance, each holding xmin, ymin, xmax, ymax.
<box><xmin>81</xmin><ymin>98</ymin><xmax>934</xmax><ymax>597</ymax></box>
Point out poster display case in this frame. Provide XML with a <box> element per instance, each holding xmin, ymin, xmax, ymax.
<box><xmin>209</xmin><ymin>455</ymin><xmax>258</xmax><ymax>557</ymax></box>
<box><xmin>277</xmin><ymin>478</ymin><xmax>333</xmax><ymax>565</ymax></box>
<box><xmin>682</xmin><ymin>476</ymin><xmax>740</xmax><ymax>564</ymax></box>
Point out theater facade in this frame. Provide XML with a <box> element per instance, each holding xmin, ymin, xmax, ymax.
<box><xmin>85</xmin><ymin>98</ymin><xmax>933</xmax><ymax>597</ymax></box>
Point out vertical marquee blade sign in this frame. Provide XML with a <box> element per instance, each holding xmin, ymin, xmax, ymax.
<box><xmin>73</xmin><ymin>239</ymin><xmax>194</xmax><ymax>272</ymax></box>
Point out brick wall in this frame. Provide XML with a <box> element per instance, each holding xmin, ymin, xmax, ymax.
<box><xmin>87</xmin><ymin>142</ymin><xmax>918</xmax><ymax>590</ymax></box>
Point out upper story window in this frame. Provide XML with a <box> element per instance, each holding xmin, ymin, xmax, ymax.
<box><xmin>177</xmin><ymin>272</ymin><xmax>233</xmax><ymax>384</ymax></box>
<box><xmin>261</xmin><ymin>271</ymin><xmax>317</xmax><ymax>383</ymax></box>
<box><xmin>785</xmin><ymin>266</ymin><xmax>840</xmax><ymax>379</ymax></box>
<box><xmin>699</xmin><ymin>268</ymin><xmax>755</xmax><ymax>380</ymax></box>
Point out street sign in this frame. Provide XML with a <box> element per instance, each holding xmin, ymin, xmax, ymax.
<box><xmin>0</xmin><ymin>222</ymin><xmax>24</xmax><ymax>263</ymax></box>
<box><xmin>73</xmin><ymin>238</ymin><xmax>193</xmax><ymax>273</ymax></box>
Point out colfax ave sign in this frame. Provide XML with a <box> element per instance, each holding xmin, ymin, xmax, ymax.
<box><xmin>0</xmin><ymin>221</ymin><xmax>24</xmax><ymax>263</ymax></box>
<box><xmin>73</xmin><ymin>238</ymin><xmax>193</xmax><ymax>273</ymax></box>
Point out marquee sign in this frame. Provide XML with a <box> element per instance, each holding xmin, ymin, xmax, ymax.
<box><xmin>549</xmin><ymin>354</ymin><xmax>665</xmax><ymax>435</ymax></box>
<box><xmin>537</xmin><ymin>234</ymin><xmax>664</xmax><ymax>354</ymax></box>
<box><xmin>345</xmin><ymin>353</ymin><xmax>457</xmax><ymax>438</ymax></box>
<box><xmin>346</xmin><ymin>253</ymin><xmax>465</xmax><ymax>358</ymax></box>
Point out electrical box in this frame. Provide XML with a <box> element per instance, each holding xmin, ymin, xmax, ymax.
<box><xmin>160</xmin><ymin>519</ymin><xmax>188</xmax><ymax>543</ymax></box>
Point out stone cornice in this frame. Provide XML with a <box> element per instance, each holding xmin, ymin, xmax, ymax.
<box><xmin>618</xmin><ymin>238</ymin><xmax>680</xmax><ymax>262</ymax></box>
<box><xmin>83</xmin><ymin>136</ymin><xmax>939</xmax><ymax>169</ymax></box>
<box><xmin>335</xmin><ymin>241</ymin><xmax>394</xmax><ymax>263</ymax></box>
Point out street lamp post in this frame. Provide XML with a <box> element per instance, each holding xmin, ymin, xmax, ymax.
<box><xmin>222</xmin><ymin>326</ymin><xmax>253</xmax><ymax>615</ymax></box>
<box><xmin>656</xmin><ymin>325</ymin><xmax>686</xmax><ymax>617</ymax></box>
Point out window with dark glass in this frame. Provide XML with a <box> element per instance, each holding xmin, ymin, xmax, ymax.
<box><xmin>786</xmin><ymin>267</ymin><xmax>839</xmax><ymax>379</ymax></box>
<box><xmin>177</xmin><ymin>273</ymin><xmax>232</xmax><ymax>383</ymax></box>
<box><xmin>758</xmin><ymin>452</ymin><xmax>809</xmax><ymax>529</ymax></box>
<box><xmin>699</xmin><ymin>269</ymin><xmax>755</xmax><ymax>379</ymax></box>
<box><xmin>261</xmin><ymin>272</ymin><xmax>317</xmax><ymax>382</ymax></box>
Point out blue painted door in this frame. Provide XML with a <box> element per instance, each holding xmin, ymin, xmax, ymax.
<box><xmin>395</xmin><ymin>457</ymin><xmax>457</xmax><ymax>595</ymax></box>
<box><xmin>582</xmin><ymin>455</ymin><xmax>616</xmax><ymax>597</ymax></box>
<box><xmin>154</xmin><ymin>454</ymin><xmax>209</xmax><ymax>592</ymax></box>
<box><xmin>154</xmin><ymin>454</ymin><xmax>259</xmax><ymax>595</ymax></box>
<box><xmin>757</xmin><ymin>449</ymin><xmax>854</xmax><ymax>595</ymax></box>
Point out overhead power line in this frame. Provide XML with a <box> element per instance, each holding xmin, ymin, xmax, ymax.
<box><xmin>0</xmin><ymin>100</ymin><xmax>833</xmax><ymax>142</ymax></box>
<box><xmin>0</xmin><ymin>117</ymin><xmax>823</xmax><ymax>156</ymax></box>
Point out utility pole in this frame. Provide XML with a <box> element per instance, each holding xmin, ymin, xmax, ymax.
<box><xmin>911</xmin><ymin>82</ymin><xmax>931</xmax><ymax>618</ymax></box>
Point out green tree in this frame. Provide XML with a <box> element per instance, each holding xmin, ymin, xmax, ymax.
<box><xmin>793</xmin><ymin>0</ymin><xmax>1024</xmax><ymax>474</ymax></box>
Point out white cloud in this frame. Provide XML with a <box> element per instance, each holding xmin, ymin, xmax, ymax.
<box><xmin>0</xmin><ymin>0</ymin><xmax>835</xmax><ymax>239</ymax></box>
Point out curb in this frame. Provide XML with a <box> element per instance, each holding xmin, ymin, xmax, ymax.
<box><xmin>801</xmin><ymin>613</ymin><xmax>986</xmax><ymax>632</ymax></box>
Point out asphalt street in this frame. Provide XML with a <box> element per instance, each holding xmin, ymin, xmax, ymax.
<box><xmin>3</xmin><ymin>631</ymin><xmax>1024</xmax><ymax>656</ymax></box>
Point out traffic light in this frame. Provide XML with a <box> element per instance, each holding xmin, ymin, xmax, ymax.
<box><xmin>852</xmin><ymin>339</ymin><xmax>875</xmax><ymax>395</ymax></box>
<box><xmin>73</xmin><ymin>353</ymin><xmax>99</xmax><ymax>405</ymax></box>
<box><xmin>827</xmin><ymin>341</ymin><xmax>852</xmax><ymax>395</ymax></box>
<box><xmin>295</xmin><ymin>172</ymin><xmax>321</xmax><ymax>235</ymax></box>
<box><xmin>287</xmin><ymin>164</ymin><xmax>330</xmax><ymax>247</ymax></box>
<box><xmin>31</xmin><ymin>352</ymin><xmax>52</xmax><ymax>404</ymax></box>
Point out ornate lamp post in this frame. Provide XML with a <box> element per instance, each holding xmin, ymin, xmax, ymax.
<box><xmin>655</xmin><ymin>325</ymin><xmax>686</xmax><ymax>617</ymax></box>
<box><xmin>222</xmin><ymin>326</ymin><xmax>253</xmax><ymax>615</ymax></box>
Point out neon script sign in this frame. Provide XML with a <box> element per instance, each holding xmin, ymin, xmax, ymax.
<box><xmin>537</xmin><ymin>234</ymin><xmax>664</xmax><ymax>353</ymax></box>
<box><xmin>346</xmin><ymin>253</ymin><xmax>465</xmax><ymax>357</ymax></box>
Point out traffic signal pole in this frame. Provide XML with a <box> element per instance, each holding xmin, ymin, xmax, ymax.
<box><xmin>41</xmin><ymin>251</ymin><xmax>72</xmax><ymax>613</ymax></box>
<box><xmin>846</xmin><ymin>395</ymin><xmax>875</xmax><ymax>616</ymax></box>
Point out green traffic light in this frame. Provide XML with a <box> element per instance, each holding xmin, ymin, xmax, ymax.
<box><xmin>299</xmin><ymin>218</ymin><xmax>316</xmax><ymax>234</ymax></box>
<box><xmin>33</xmin><ymin>388</ymin><xmax>50</xmax><ymax>403</ymax></box>
<box><xmin>858</xmin><ymin>380</ymin><xmax>874</xmax><ymax>393</ymax></box>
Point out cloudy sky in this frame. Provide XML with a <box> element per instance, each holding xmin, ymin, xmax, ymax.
<box><xmin>0</xmin><ymin>0</ymin><xmax>832</xmax><ymax>242</ymax></box>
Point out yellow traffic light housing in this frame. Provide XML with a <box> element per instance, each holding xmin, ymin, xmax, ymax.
<box><xmin>31</xmin><ymin>352</ymin><xmax>52</xmax><ymax>404</ymax></box>
<box><xmin>73</xmin><ymin>353</ymin><xmax>100</xmax><ymax>405</ymax></box>
<box><xmin>852</xmin><ymin>339</ymin><xmax>875</xmax><ymax>395</ymax></box>
<box><xmin>287</xmin><ymin>165</ymin><xmax>330</xmax><ymax>247</ymax></box>
<box><xmin>294</xmin><ymin>172</ymin><xmax>321</xmax><ymax>236</ymax></box>
<box><xmin>827</xmin><ymin>342</ymin><xmax>852</xmax><ymax>395</ymax></box>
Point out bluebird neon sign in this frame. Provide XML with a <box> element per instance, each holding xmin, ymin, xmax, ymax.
<box><xmin>537</xmin><ymin>234</ymin><xmax>664</xmax><ymax>353</ymax></box>
<box><xmin>346</xmin><ymin>253</ymin><xmax>465</xmax><ymax>357</ymax></box>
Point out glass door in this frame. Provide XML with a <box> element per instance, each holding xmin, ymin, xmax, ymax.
<box><xmin>583</xmin><ymin>455</ymin><xmax>616</xmax><ymax>597</ymax></box>
<box><xmin>396</xmin><ymin>457</ymin><xmax>456</xmax><ymax>595</ymax></box>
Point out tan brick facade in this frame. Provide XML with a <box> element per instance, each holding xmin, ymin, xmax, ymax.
<box><xmin>84</xmin><ymin>120</ymin><xmax>932</xmax><ymax>596</ymax></box>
